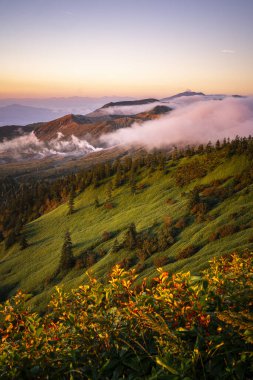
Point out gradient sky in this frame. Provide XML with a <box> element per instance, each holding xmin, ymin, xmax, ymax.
<box><xmin>0</xmin><ymin>0</ymin><xmax>253</xmax><ymax>98</ymax></box>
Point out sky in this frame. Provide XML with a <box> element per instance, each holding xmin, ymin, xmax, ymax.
<box><xmin>0</xmin><ymin>0</ymin><xmax>253</xmax><ymax>98</ymax></box>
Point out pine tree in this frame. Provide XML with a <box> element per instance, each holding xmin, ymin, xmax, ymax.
<box><xmin>20</xmin><ymin>235</ymin><xmax>28</xmax><ymax>250</ymax></box>
<box><xmin>59</xmin><ymin>231</ymin><xmax>74</xmax><ymax>271</ymax></box>
<box><xmin>114</xmin><ymin>164</ymin><xmax>122</xmax><ymax>188</ymax></box>
<box><xmin>130</xmin><ymin>180</ymin><xmax>136</xmax><ymax>195</ymax></box>
<box><xmin>68</xmin><ymin>189</ymin><xmax>75</xmax><ymax>215</ymax></box>
<box><xmin>94</xmin><ymin>197</ymin><xmax>100</xmax><ymax>208</ymax></box>
<box><xmin>124</xmin><ymin>223</ymin><xmax>137</xmax><ymax>250</ymax></box>
<box><xmin>188</xmin><ymin>187</ymin><xmax>200</xmax><ymax>210</ymax></box>
<box><xmin>5</xmin><ymin>230</ymin><xmax>16</xmax><ymax>250</ymax></box>
<box><xmin>112</xmin><ymin>238</ymin><xmax>120</xmax><ymax>253</ymax></box>
<box><xmin>106</xmin><ymin>182</ymin><xmax>112</xmax><ymax>201</ymax></box>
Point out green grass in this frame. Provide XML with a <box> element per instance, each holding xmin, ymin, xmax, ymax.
<box><xmin>0</xmin><ymin>153</ymin><xmax>253</xmax><ymax>311</ymax></box>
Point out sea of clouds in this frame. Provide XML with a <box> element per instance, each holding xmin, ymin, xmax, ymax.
<box><xmin>100</xmin><ymin>96</ymin><xmax>253</xmax><ymax>149</ymax></box>
<box><xmin>0</xmin><ymin>96</ymin><xmax>252</xmax><ymax>161</ymax></box>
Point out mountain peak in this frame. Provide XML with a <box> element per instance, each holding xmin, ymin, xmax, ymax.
<box><xmin>161</xmin><ymin>91</ymin><xmax>205</xmax><ymax>101</ymax></box>
<box><xmin>101</xmin><ymin>98</ymin><xmax>158</xmax><ymax>109</ymax></box>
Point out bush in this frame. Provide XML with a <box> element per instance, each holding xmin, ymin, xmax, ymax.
<box><xmin>75</xmin><ymin>257</ymin><xmax>85</xmax><ymax>270</ymax></box>
<box><xmin>101</xmin><ymin>231</ymin><xmax>112</xmax><ymax>242</ymax></box>
<box><xmin>178</xmin><ymin>244</ymin><xmax>197</xmax><ymax>259</ymax></box>
<box><xmin>104</xmin><ymin>201</ymin><xmax>114</xmax><ymax>210</ymax></box>
<box><xmin>163</xmin><ymin>215</ymin><xmax>173</xmax><ymax>227</ymax></box>
<box><xmin>165</xmin><ymin>198</ymin><xmax>176</xmax><ymax>205</ymax></box>
<box><xmin>175</xmin><ymin>217</ymin><xmax>187</xmax><ymax>230</ymax></box>
<box><xmin>0</xmin><ymin>252</ymin><xmax>252</xmax><ymax>379</ymax></box>
<box><xmin>218</xmin><ymin>224</ymin><xmax>239</xmax><ymax>238</ymax></box>
<box><xmin>209</xmin><ymin>231</ymin><xmax>219</xmax><ymax>242</ymax></box>
<box><xmin>4</xmin><ymin>231</ymin><xmax>16</xmax><ymax>250</ymax></box>
<box><xmin>153</xmin><ymin>255</ymin><xmax>169</xmax><ymax>267</ymax></box>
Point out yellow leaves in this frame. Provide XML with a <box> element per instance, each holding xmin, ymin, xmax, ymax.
<box><xmin>122</xmin><ymin>279</ymin><xmax>131</xmax><ymax>289</ymax></box>
<box><xmin>159</xmin><ymin>272</ymin><xmax>169</xmax><ymax>283</ymax></box>
<box><xmin>0</xmin><ymin>251</ymin><xmax>252</xmax><ymax>378</ymax></box>
<box><xmin>6</xmin><ymin>323</ymin><xmax>14</xmax><ymax>333</ymax></box>
<box><xmin>156</xmin><ymin>357</ymin><xmax>179</xmax><ymax>375</ymax></box>
<box><xmin>1</xmin><ymin>334</ymin><xmax>9</xmax><ymax>342</ymax></box>
<box><xmin>110</xmin><ymin>264</ymin><xmax>124</xmax><ymax>278</ymax></box>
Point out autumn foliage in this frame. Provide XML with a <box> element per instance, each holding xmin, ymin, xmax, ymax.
<box><xmin>0</xmin><ymin>252</ymin><xmax>252</xmax><ymax>379</ymax></box>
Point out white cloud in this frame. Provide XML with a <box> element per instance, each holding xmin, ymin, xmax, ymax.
<box><xmin>221</xmin><ymin>49</ymin><xmax>235</xmax><ymax>54</ymax></box>
<box><xmin>100</xmin><ymin>97</ymin><xmax>253</xmax><ymax>149</ymax></box>
<box><xmin>0</xmin><ymin>132</ymin><xmax>102</xmax><ymax>161</ymax></box>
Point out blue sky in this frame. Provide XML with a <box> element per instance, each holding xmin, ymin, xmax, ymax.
<box><xmin>0</xmin><ymin>0</ymin><xmax>252</xmax><ymax>97</ymax></box>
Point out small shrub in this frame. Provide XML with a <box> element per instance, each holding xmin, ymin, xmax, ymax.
<box><xmin>134</xmin><ymin>261</ymin><xmax>146</xmax><ymax>273</ymax></box>
<box><xmin>191</xmin><ymin>202</ymin><xmax>208</xmax><ymax>216</ymax></box>
<box><xmin>209</xmin><ymin>231</ymin><xmax>219</xmax><ymax>242</ymax></box>
<box><xmin>104</xmin><ymin>202</ymin><xmax>114</xmax><ymax>210</ymax></box>
<box><xmin>175</xmin><ymin>217</ymin><xmax>187</xmax><ymax>230</ymax></box>
<box><xmin>165</xmin><ymin>198</ymin><xmax>176</xmax><ymax>205</ymax></box>
<box><xmin>163</xmin><ymin>215</ymin><xmax>173</xmax><ymax>227</ymax></box>
<box><xmin>118</xmin><ymin>257</ymin><xmax>135</xmax><ymax>270</ymax></box>
<box><xmin>4</xmin><ymin>231</ymin><xmax>16</xmax><ymax>250</ymax></box>
<box><xmin>101</xmin><ymin>231</ymin><xmax>112</xmax><ymax>242</ymax></box>
<box><xmin>75</xmin><ymin>258</ymin><xmax>85</xmax><ymax>270</ymax></box>
<box><xmin>136</xmin><ymin>183</ymin><xmax>148</xmax><ymax>191</ymax></box>
<box><xmin>153</xmin><ymin>255</ymin><xmax>168</xmax><ymax>267</ymax></box>
<box><xmin>178</xmin><ymin>244</ymin><xmax>197</xmax><ymax>259</ymax></box>
<box><xmin>111</xmin><ymin>238</ymin><xmax>121</xmax><ymax>253</ymax></box>
<box><xmin>218</xmin><ymin>224</ymin><xmax>239</xmax><ymax>238</ymax></box>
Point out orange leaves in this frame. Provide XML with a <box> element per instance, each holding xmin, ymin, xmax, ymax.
<box><xmin>1</xmin><ymin>334</ymin><xmax>9</xmax><ymax>343</ymax></box>
<box><xmin>0</xmin><ymin>252</ymin><xmax>252</xmax><ymax>378</ymax></box>
<box><xmin>160</xmin><ymin>271</ymin><xmax>169</xmax><ymax>283</ymax></box>
<box><xmin>4</xmin><ymin>314</ymin><xmax>11</xmax><ymax>322</ymax></box>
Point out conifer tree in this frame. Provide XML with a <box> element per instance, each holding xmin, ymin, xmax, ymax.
<box><xmin>188</xmin><ymin>187</ymin><xmax>200</xmax><ymax>210</ymax></box>
<box><xmin>59</xmin><ymin>231</ymin><xmax>74</xmax><ymax>271</ymax></box>
<box><xmin>112</xmin><ymin>238</ymin><xmax>120</xmax><ymax>253</ymax></box>
<box><xmin>130</xmin><ymin>180</ymin><xmax>136</xmax><ymax>195</ymax></box>
<box><xmin>5</xmin><ymin>230</ymin><xmax>16</xmax><ymax>250</ymax></box>
<box><xmin>124</xmin><ymin>223</ymin><xmax>137</xmax><ymax>249</ymax></box>
<box><xmin>20</xmin><ymin>234</ymin><xmax>28</xmax><ymax>250</ymax></box>
<box><xmin>94</xmin><ymin>197</ymin><xmax>100</xmax><ymax>208</ymax></box>
<box><xmin>106</xmin><ymin>182</ymin><xmax>112</xmax><ymax>201</ymax></box>
<box><xmin>114</xmin><ymin>164</ymin><xmax>122</xmax><ymax>188</ymax></box>
<box><xmin>68</xmin><ymin>189</ymin><xmax>75</xmax><ymax>215</ymax></box>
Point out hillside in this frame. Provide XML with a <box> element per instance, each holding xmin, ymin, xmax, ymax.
<box><xmin>0</xmin><ymin>139</ymin><xmax>252</xmax><ymax>311</ymax></box>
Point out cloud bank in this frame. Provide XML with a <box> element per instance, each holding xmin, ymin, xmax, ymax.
<box><xmin>0</xmin><ymin>132</ymin><xmax>102</xmax><ymax>161</ymax></box>
<box><xmin>95</xmin><ymin>102</ymin><xmax>163</xmax><ymax>116</ymax></box>
<box><xmin>100</xmin><ymin>97</ymin><xmax>253</xmax><ymax>149</ymax></box>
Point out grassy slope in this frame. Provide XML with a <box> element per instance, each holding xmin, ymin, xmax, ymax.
<box><xmin>0</xmin><ymin>153</ymin><xmax>253</xmax><ymax>310</ymax></box>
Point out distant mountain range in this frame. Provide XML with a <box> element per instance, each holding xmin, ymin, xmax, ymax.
<box><xmin>0</xmin><ymin>104</ymin><xmax>62</xmax><ymax>126</ymax></box>
<box><xmin>0</xmin><ymin>96</ymin><xmax>135</xmax><ymax>126</ymax></box>
<box><xmin>0</xmin><ymin>91</ymin><xmax>245</xmax><ymax>147</ymax></box>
